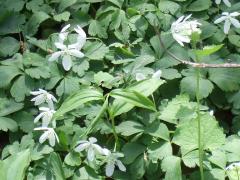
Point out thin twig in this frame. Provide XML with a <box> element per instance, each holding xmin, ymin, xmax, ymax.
<box><xmin>154</xmin><ymin>27</ymin><xmax>240</xmax><ymax>68</ymax></box>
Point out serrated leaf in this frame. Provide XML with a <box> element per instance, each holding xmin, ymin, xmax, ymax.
<box><xmin>88</xmin><ymin>20</ymin><xmax>107</xmax><ymax>38</ymax></box>
<box><xmin>0</xmin><ymin>98</ymin><xmax>23</xmax><ymax>116</ymax></box>
<box><xmin>161</xmin><ymin>156</ymin><xmax>182</xmax><ymax>180</ymax></box>
<box><xmin>173</xmin><ymin>113</ymin><xmax>225</xmax><ymax>155</ymax></box>
<box><xmin>53</xmin><ymin>11</ymin><xmax>70</xmax><ymax>22</ymax></box>
<box><xmin>158</xmin><ymin>0</ymin><xmax>180</xmax><ymax>15</ymax></box>
<box><xmin>0</xmin><ymin>37</ymin><xmax>20</xmax><ymax>57</ymax></box>
<box><xmin>148</xmin><ymin>141</ymin><xmax>172</xmax><ymax>162</ymax></box>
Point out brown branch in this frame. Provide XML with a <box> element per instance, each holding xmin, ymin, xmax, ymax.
<box><xmin>154</xmin><ymin>27</ymin><xmax>240</xmax><ymax>68</ymax></box>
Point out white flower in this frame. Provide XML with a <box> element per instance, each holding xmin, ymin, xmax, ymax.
<box><xmin>214</xmin><ymin>12</ymin><xmax>240</xmax><ymax>34</ymax></box>
<box><xmin>34</xmin><ymin>127</ymin><xmax>59</xmax><ymax>147</ymax></box>
<box><xmin>30</xmin><ymin>89</ymin><xmax>57</xmax><ymax>109</ymax></box>
<box><xmin>226</xmin><ymin>162</ymin><xmax>240</xmax><ymax>170</ymax></box>
<box><xmin>136</xmin><ymin>70</ymin><xmax>162</xmax><ymax>81</ymax></box>
<box><xmin>34</xmin><ymin>107</ymin><xmax>56</xmax><ymax>127</ymax></box>
<box><xmin>74</xmin><ymin>137</ymin><xmax>103</xmax><ymax>161</ymax></box>
<box><xmin>215</xmin><ymin>0</ymin><xmax>231</xmax><ymax>7</ymax></box>
<box><xmin>102</xmin><ymin>149</ymin><xmax>126</xmax><ymax>177</ymax></box>
<box><xmin>171</xmin><ymin>14</ymin><xmax>201</xmax><ymax>46</ymax></box>
<box><xmin>209</xmin><ymin>110</ymin><xmax>214</xmax><ymax>116</ymax></box>
<box><xmin>49</xmin><ymin>25</ymin><xmax>86</xmax><ymax>71</ymax></box>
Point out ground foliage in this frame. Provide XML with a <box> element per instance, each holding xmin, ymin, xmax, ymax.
<box><xmin>0</xmin><ymin>0</ymin><xmax>240</xmax><ymax>179</ymax></box>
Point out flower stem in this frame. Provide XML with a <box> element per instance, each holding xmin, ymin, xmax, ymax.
<box><xmin>196</xmin><ymin>66</ymin><xmax>204</xmax><ymax>180</ymax></box>
<box><xmin>110</xmin><ymin>115</ymin><xmax>119</xmax><ymax>151</ymax></box>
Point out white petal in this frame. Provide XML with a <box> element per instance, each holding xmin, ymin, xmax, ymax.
<box><xmin>48</xmin><ymin>51</ymin><xmax>62</xmax><ymax>62</ymax></box>
<box><xmin>31</xmin><ymin>94</ymin><xmax>45</xmax><ymax>105</ymax></box>
<box><xmin>30</xmin><ymin>90</ymin><xmax>42</xmax><ymax>95</ymax></box>
<box><xmin>68</xmin><ymin>49</ymin><xmax>84</xmax><ymax>58</ymax></box>
<box><xmin>39</xmin><ymin>131</ymin><xmax>49</xmax><ymax>144</ymax></box>
<box><xmin>215</xmin><ymin>0</ymin><xmax>221</xmax><ymax>4</ymax></box>
<box><xmin>87</xmin><ymin>147</ymin><xmax>95</xmax><ymax>161</ymax></box>
<box><xmin>175</xmin><ymin>16</ymin><xmax>185</xmax><ymax>24</ymax></box>
<box><xmin>62</xmin><ymin>55</ymin><xmax>72</xmax><ymax>71</ymax></box>
<box><xmin>39</xmin><ymin>107</ymin><xmax>50</xmax><ymax>111</ymax></box>
<box><xmin>34</xmin><ymin>113</ymin><xmax>44</xmax><ymax>123</ymax></box>
<box><xmin>75</xmin><ymin>143</ymin><xmax>89</xmax><ymax>152</ymax></box>
<box><xmin>42</xmin><ymin>114</ymin><xmax>52</xmax><ymax>127</ymax></box>
<box><xmin>55</xmin><ymin>42</ymin><xmax>66</xmax><ymax>50</ymax></box>
<box><xmin>224</xmin><ymin>20</ymin><xmax>231</xmax><ymax>34</ymax></box>
<box><xmin>34</xmin><ymin>127</ymin><xmax>50</xmax><ymax>131</ymax></box>
<box><xmin>116</xmin><ymin>160</ymin><xmax>126</xmax><ymax>172</ymax></box>
<box><xmin>74</xmin><ymin>25</ymin><xmax>86</xmax><ymax>39</ymax></box>
<box><xmin>89</xmin><ymin>137</ymin><xmax>97</xmax><ymax>143</ymax></box>
<box><xmin>152</xmin><ymin>70</ymin><xmax>162</xmax><ymax>79</ymax></box>
<box><xmin>48</xmin><ymin>132</ymin><xmax>56</xmax><ymax>147</ymax></box>
<box><xmin>101</xmin><ymin>148</ymin><xmax>111</xmax><ymax>156</ymax></box>
<box><xmin>54</xmin><ymin>131</ymin><xmax>59</xmax><ymax>143</ymax></box>
<box><xmin>230</xmin><ymin>12</ymin><xmax>240</xmax><ymax>17</ymax></box>
<box><xmin>93</xmin><ymin>144</ymin><xmax>103</xmax><ymax>154</ymax></box>
<box><xmin>214</xmin><ymin>16</ymin><xmax>227</xmax><ymax>24</ymax></box>
<box><xmin>61</xmin><ymin>24</ymin><xmax>70</xmax><ymax>32</ymax></box>
<box><xmin>230</xmin><ymin>18</ymin><xmax>240</xmax><ymax>28</ymax></box>
<box><xmin>135</xmin><ymin>73</ymin><xmax>146</xmax><ymax>81</ymax></box>
<box><xmin>223</xmin><ymin>0</ymin><xmax>231</xmax><ymax>7</ymax></box>
<box><xmin>47</xmin><ymin>100</ymin><xmax>54</xmax><ymax>110</ymax></box>
<box><xmin>106</xmin><ymin>162</ymin><xmax>115</xmax><ymax>177</ymax></box>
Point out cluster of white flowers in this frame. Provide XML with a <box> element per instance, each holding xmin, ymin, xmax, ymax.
<box><xmin>135</xmin><ymin>70</ymin><xmax>162</xmax><ymax>81</ymax></box>
<box><xmin>74</xmin><ymin>137</ymin><xmax>126</xmax><ymax>177</ymax></box>
<box><xmin>49</xmin><ymin>24</ymin><xmax>86</xmax><ymax>71</ymax></box>
<box><xmin>30</xmin><ymin>89</ymin><xmax>59</xmax><ymax>147</ymax></box>
<box><xmin>171</xmin><ymin>14</ymin><xmax>201</xmax><ymax>46</ymax></box>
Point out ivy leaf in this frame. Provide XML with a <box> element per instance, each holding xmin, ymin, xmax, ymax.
<box><xmin>161</xmin><ymin>156</ymin><xmax>182</xmax><ymax>180</ymax></box>
<box><xmin>180</xmin><ymin>76</ymin><xmax>214</xmax><ymax>99</ymax></box>
<box><xmin>208</xmin><ymin>68</ymin><xmax>240</xmax><ymax>92</ymax></box>
<box><xmin>0</xmin><ymin>117</ymin><xmax>17</xmax><ymax>132</ymax></box>
<box><xmin>173</xmin><ymin>113</ymin><xmax>225</xmax><ymax>155</ymax></box>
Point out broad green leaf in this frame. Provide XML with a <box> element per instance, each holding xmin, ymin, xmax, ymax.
<box><xmin>161</xmin><ymin>156</ymin><xmax>182</xmax><ymax>180</ymax></box>
<box><xmin>1</xmin><ymin>0</ymin><xmax>25</xmax><ymax>12</ymax></box>
<box><xmin>110</xmin><ymin>78</ymin><xmax>165</xmax><ymax>117</ymax></box>
<box><xmin>0</xmin><ymin>117</ymin><xmax>17</xmax><ymax>132</ymax></box>
<box><xmin>14</xmin><ymin>112</ymin><xmax>34</xmax><ymax>133</ymax></box>
<box><xmin>122</xmin><ymin>142</ymin><xmax>146</xmax><ymax>164</ymax></box>
<box><xmin>173</xmin><ymin>113</ymin><xmax>225</xmax><ymax>155</ymax></box>
<box><xmin>94</xmin><ymin>71</ymin><xmax>115</xmax><ymax>89</ymax></box>
<box><xmin>73</xmin><ymin>166</ymin><xmax>102</xmax><ymax>180</ymax></box>
<box><xmin>1</xmin><ymin>149</ymin><xmax>31</xmax><ymax>180</ymax></box>
<box><xmin>180</xmin><ymin>76</ymin><xmax>214</xmax><ymax>99</ymax></box>
<box><xmin>208</xmin><ymin>150</ymin><xmax>227</xmax><ymax>169</ymax></box>
<box><xmin>224</xmin><ymin>137</ymin><xmax>240</xmax><ymax>162</ymax></box>
<box><xmin>56</xmin><ymin>76</ymin><xmax>79</xmax><ymax>96</ymax></box>
<box><xmin>195</xmin><ymin>44</ymin><xmax>224</xmax><ymax>57</ymax></box>
<box><xmin>148</xmin><ymin>141</ymin><xmax>172</xmax><ymax>162</ymax></box>
<box><xmin>84</xmin><ymin>41</ymin><xmax>109</xmax><ymax>60</ymax></box>
<box><xmin>187</xmin><ymin>0</ymin><xmax>211</xmax><ymax>11</ymax></box>
<box><xmin>229</xmin><ymin>35</ymin><xmax>240</xmax><ymax>47</ymax></box>
<box><xmin>208</xmin><ymin>68</ymin><xmax>240</xmax><ymax>92</ymax></box>
<box><xmin>144</xmin><ymin>121</ymin><xmax>170</xmax><ymax>140</ymax></box>
<box><xmin>23</xmin><ymin>11</ymin><xmax>49</xmax><ymax>36</ymax></box>
<box><xmin>64</xmin><ymin>152</ymin><xmax>81</xmax><ymax>166</ymax></box>
<box><xmin>129</xmin><ymin>155</ymin><xmax>145</xmax><ymax>179</ymax></box>
<box><xmin>54</xmin><ymin>87</ymin><xmax>103</xmax><ymax>119</ymax></box>
<box><xmin>58</xmin><ymin>0</ymin><xmax>77</xmax><ymax>12</ymax></box>
<box><xmin>158</xmin><ymin>0</ymin><xmax>180</xmax><ymax>15</ymax></box>
<box><xmin>88</xmin><ymin>20</ymin><xmax>108</xmax><ymax>38</ymax></box>
<box><xmin>53</xmin><ymin>11</ymin><xmax>70</xmax><ymax>22</ymax></box>
<box><xmin>107</xmin><ymin>0</ymin><xmax>124</xmax><ymax>8</ymax></box>
<box><xmin>0</xmin><ymin>65</ymin><xmax>21</xmax><ymax>88</ymax></box>
<box><xmin>49</xmin><ymin>153</ymin><xmax>65</xmax><ymax>180</ymax></box>
<box><xmin>116</xmin><ymin>121</ymin><xmax>144</xmax><ymax>136</ymax></box>
<box><xmin>110</xmin><ymin>89</ymin><xmax>156</xmax><ymax>112</ymax></box>
<box><xmin>0</xmin><ymin>37</ymin><xmax>20</xmax><ymax>57</ymax></box>
<box><xmin>0</xmin><ymin>98</ymin><xmax>23</xmax><ymax>116</ymax></box>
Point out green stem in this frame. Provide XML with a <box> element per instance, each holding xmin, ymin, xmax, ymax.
<box><xmin>196</xmin><ymin>66</ymin><xmax>204</xmax><ymax>180</ymax></box>
<box><xmin>110</xmin><ymin>115</ymin><xmax>119</xmax><ymax>151</ymax></box>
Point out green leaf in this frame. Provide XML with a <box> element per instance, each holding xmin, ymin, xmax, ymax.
<box><xmin>58</xmin><ymin>0</ymin><xmax>77</xmax><ymax>12</ymax></box>
<box><xmin>56</xmin><ymin>76</ymin><xmax>79</xmax><ymax>96</ymax></box>
<box><xmin>110</xmin><ymin>89</ymin><xmax>156</xmax><ymax>112</ymax></box>
<box><xmin>14</xmin><ymin>111</ymin><xmax>34</xmax><ymax>133</ymax></box>
<box><xmin>158</xmin><ymin>0</ymin><xmax>180</xmax><ymax>15</ymax></box>
<box><xmin>116</xmin><ymin>121</ymin><xmax>144</xmax><ymax>136</ymax></box>
<box><xmin>53</xmin><ymin>11</ymin><xmax>70</xmax><ymax>22</ymax></box>
<box><xmin>73</xmin><ymin>166</ymin><xmax>102</xmax><ymax>180</ymax></box>
<box><xmin>122</xmin><ymin>142</ymin><xmax>146</xmax><ymax>164</ymax></box>
<box><xmin>49</xmin><ymin>152</ymin><xmax>65</xmax><ymax>180</ymax></box>
<box><xmin>54</xmin><ymin>87</ymin><xmax>103</xmax><ymax>119</ymax></box>
<box><xmin>0</xmin><ymin>98</ymin><xmax>23</xmax><ymax>116</ymax></box>
<box><xmin>0</xmin><ymin>65</ymin><xmax>21</xmax><ymax>88</ymax></box>
<box><xmin>159</xmin><ymin>95</ymin><xmax>193</xmax><ymax>124</ymax></box>
<box><xmin>107</xmin><ymin>0</ymin><xmax>124</xmax><ymax>8</ymax></box>
<box><xmin>88</xmin><ymin>20</ymin><xmax>108</xmax><ymax>38</ymax></box>
<box><xmin>161</xmin><ymin>156</ymin><xmax>182</xmax><ymax>180</ymax></box>
<box><xmin>0</xmin><ymin>117</ymin><xmax>17</xmax><ymax>132</ymax></box>
<box><xmin>84</xmin><ymin>41</ymin><xmax>109</xmax><ymax>60</ymax></box>
<box><xmin>72</xmin><ymin>60</ymin><xmax>89</xmax><ymax>77</ymax></box>
<box><xmin>180</xmin><ymin>76</ymin><xmax>214</xmax><ymax>99</ymax></box>
<box><xmin>144</xmin><ymin>121</ymin><xmax>170</xmax><ymax>140</ymax></box>
<box><xmin>23</xmin><ymin>11</ymin><xmax>49</xmax><ymax>36</ymax></box>
<box><xmin>173</xmin><ymin>113</ymin><xmax>225</xmax><ymax>155</ymax></box>
<box><xmin>208</xmin><ymin>68</ymin><xmax>240</xmax><ymax>92</ymax></box>
<box><xmin>0</xmin><ymin>149</ymin><xmax>31</xmax><ymax>180</ymax></box>
<box><xmin>195</xmin><ymin>44</ymin><xmax>224</xmax><ymax>57</ymax></box>
<box><xmin>148</xmin><ymin>141</ymin><xmax>172</xmax><ymax>162</ymax></box>
<box><xmin>229</xmin><ymin>35</ymin><xmax>240</xmax><ymax>47</ymax></box>
<box><xmin>64</xmin><ymin>152</ymin><xmax>81</xmax><ymax>166</ymax></box>
<box><xmin>110</xmin><ymin>78</ymin><xmax>165</xmax><ymax>117</ymax></box>
<box><xmin>129</xmin><ymin>155</ymin><xmax>145</xmax><ymax>179</ymax></box>
<box><xmin>187</xmin><ymin>0</ymin><xmax>211</xmax><ymax>12</ymax></box>
<box><xmin>0</xmin><ymin>37</ymin><xmax>20</xmax><ymax>57</ymax></box>
<box><xmin>94</xmin><ymin>71</ymin><xmax>115</xmax><ymax>89</ymax></box>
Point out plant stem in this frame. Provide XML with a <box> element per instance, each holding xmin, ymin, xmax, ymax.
<box><xmin>110</xmin><ymin>115</ymin><xmax>119</xmax><ymax>151</ymax></box>
<box><xmin>196</xmin><ymin>66</ymin><xmax>204</xmax><ymax>180</ymax></box>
